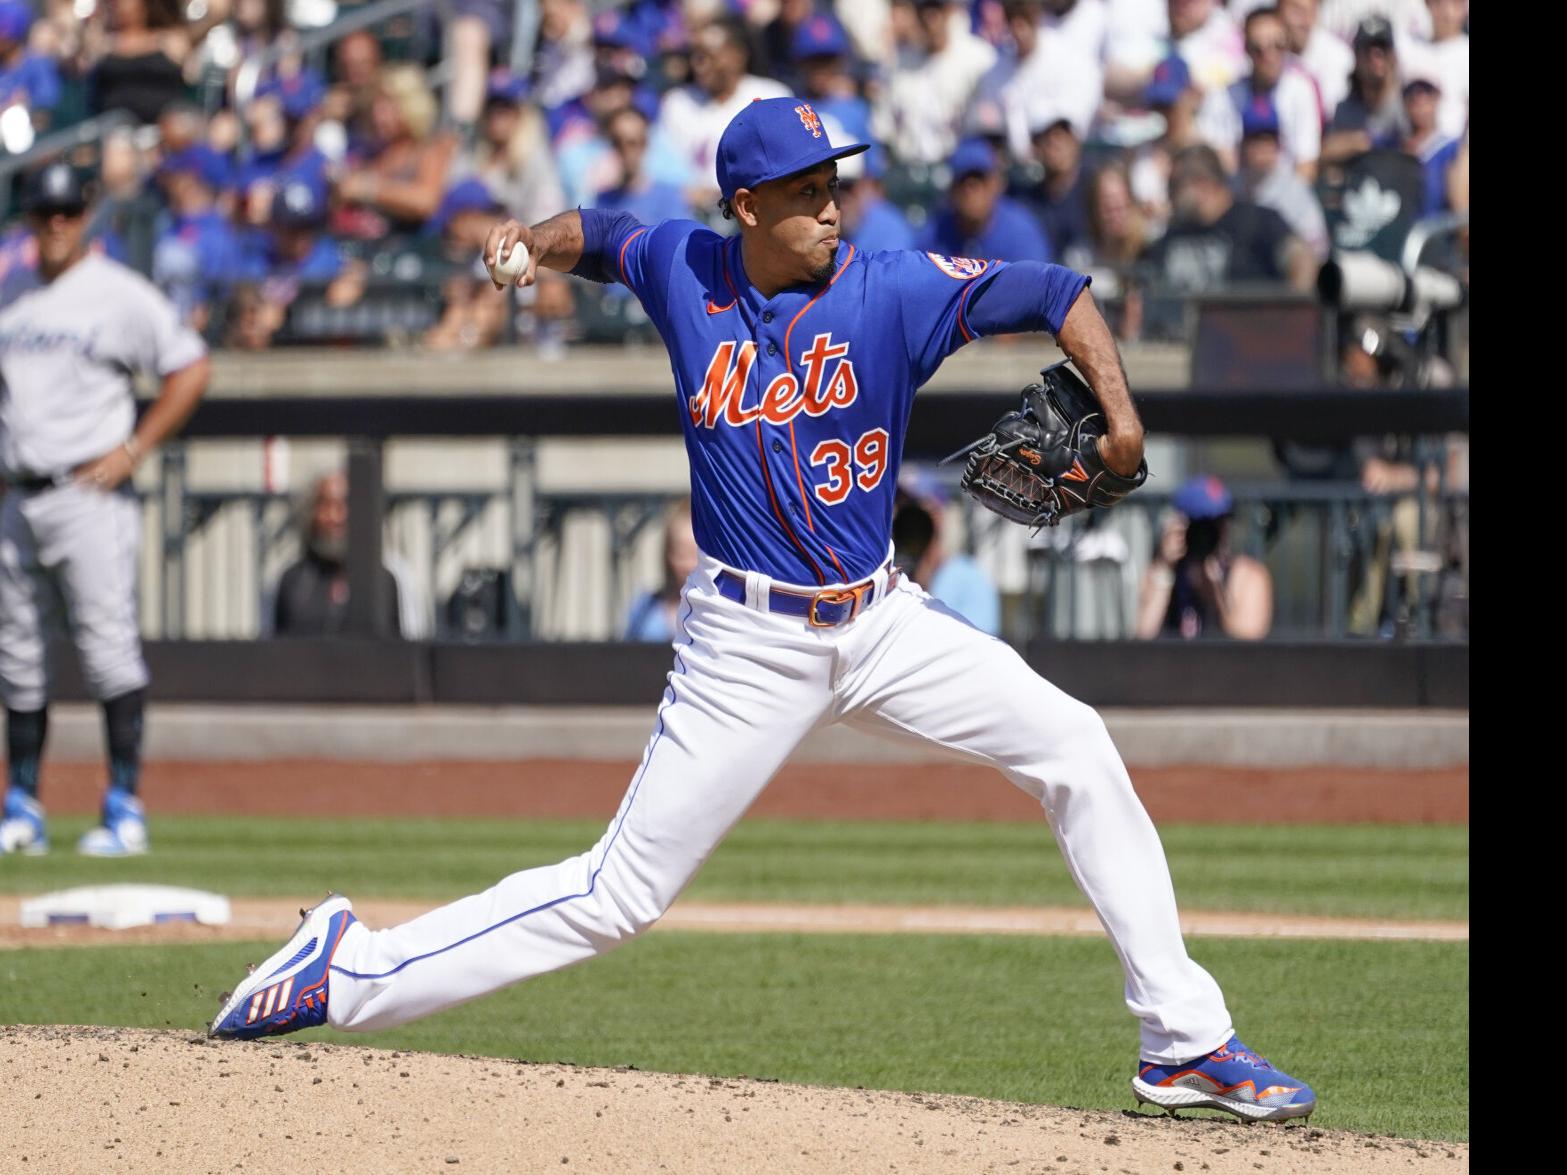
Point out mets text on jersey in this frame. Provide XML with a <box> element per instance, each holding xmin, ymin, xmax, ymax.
<box><xmin>688</xmin><ymin>332</ymin><xmax>858</xmax><ymax>429</ymax></box>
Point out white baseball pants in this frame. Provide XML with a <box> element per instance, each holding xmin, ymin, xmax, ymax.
<box><xmin>327</xmin><ymin>552</ymin><xmax>1234</xmax><ymax>1063</ymax></box>
<box><xmin>0</xmin><ymin>482</ymin><xmax>149</xmax><ymax>711</ymax></box>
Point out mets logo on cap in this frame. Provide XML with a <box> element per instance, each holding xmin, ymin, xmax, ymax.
<box><xmin>926</xmin><ymin>254</ymin><xmax>989</xmax><ymax>280</ymax></box>
<box><xmin>794</xmin><ymin>103</ymin><xmax>823</xmax><ymax>138</ymax></box>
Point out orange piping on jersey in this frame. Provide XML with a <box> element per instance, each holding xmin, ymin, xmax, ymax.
<box><xmin>955</xmin><ymin>271</ymin><xmax>984</xmax><ymax>343</ymax></box>
<box><xmin>781</xmin><ymin>245</ymin><xmax>856</xmax><ymax>580</ymax></box>
<box><xmin>617</xmin><ymin>227</ymin><xmax>649</xmax><ymax>285</ymax></box>
<box><xmin>723</xmin><ymin>245</ymin><xmax>826</xmax><ymax>586</ymax></box>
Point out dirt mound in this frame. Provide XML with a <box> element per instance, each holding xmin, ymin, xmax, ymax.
<box><xmin>2</xmin><ymin>1026</ymin><xmax>1466</xmax><ymax>1174</ymax></box>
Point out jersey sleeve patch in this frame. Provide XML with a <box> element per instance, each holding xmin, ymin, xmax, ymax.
<box><xmin>924</xmin><ymin>253</ymin><xmax>990</xmax><ymax>280</ymax></box>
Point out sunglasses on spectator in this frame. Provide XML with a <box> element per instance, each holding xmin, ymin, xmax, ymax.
<box><xmin>1246</xmin><ymin>39</ymin><xmax>1286</xmax><ymax>54</ymax></box>
<box><xmin>612</xmin><ymin>136</ymin><xmax>649</xmax><ymax>150</ymax></box>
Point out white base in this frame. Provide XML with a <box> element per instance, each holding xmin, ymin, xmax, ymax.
<box><xmin>19</xmin><ymin>884</ymin><xmax>230</xmax><ymax>930</ymax></box>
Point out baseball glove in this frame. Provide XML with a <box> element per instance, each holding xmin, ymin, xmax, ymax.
<box><xmin>941</xmin><ymin>361</ymin><xmax>1149</xmax><ymax>529</ymax></box>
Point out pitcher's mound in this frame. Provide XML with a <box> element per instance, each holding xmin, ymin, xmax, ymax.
<box><xmin>3</xmin><ymin>1025</ymin><xmax>1465</xmax><ymax>1173</ymax></box>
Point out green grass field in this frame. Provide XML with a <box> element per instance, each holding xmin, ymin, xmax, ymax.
<box><xmin>0</xmin><ymin>816</ymin><xmax>1469</xmax><ymax>1141</ymax></box>
<box><xmin>0</xmin><ymin>816</ymin><xmax>1469</xmax><ymax>919</ymax></box>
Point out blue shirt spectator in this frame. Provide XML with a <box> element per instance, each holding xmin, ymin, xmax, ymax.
<box><xmin>916</xmin><ymin>139</ymin><xmax>1052</xmax><ymax>263</ymax></box>
<box><xmin>0</xmin><ymin>1</ymin><xmax>59</xmax><ymax>113</ymax></box>
<box><xmin>837</xmin><ymin>150</ymin><xmax>915</xmax><ymax>254</ymax></box>
<box><xmin>929</xmin><ymin>556</ymin><xmax>1001</xmax><ymax>636</ymax></box>
<box><xmin>153</xmin><ymin>146</ymin><xmax>245</xmax><ymax>327</ymax></box>
<box><xmin>792</xmin><ymin>14</ymin><xmax>875</xmax><ymax>149</ymax></box>
<box><xmin>594</xmin><ymin>105</ymin><xmax>693</xmax><ymax>225</ymax></box>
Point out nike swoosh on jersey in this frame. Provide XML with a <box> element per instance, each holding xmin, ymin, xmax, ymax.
<box><xmin>706</xmin><ymin>299</ymin><xmax>736</xmax><ymax>315</ymax></box>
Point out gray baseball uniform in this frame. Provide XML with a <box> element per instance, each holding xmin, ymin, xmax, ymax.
<box><xmin>0</xmin><ymin>252</ymin><xmax>205</xmax><ymax>710</ymax></box>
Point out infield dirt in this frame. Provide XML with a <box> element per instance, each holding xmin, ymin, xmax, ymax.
<box><xmin>2</xmin><ymin>1025</ymin><xmax>1466</xmax><ymax>1174</ymax></box>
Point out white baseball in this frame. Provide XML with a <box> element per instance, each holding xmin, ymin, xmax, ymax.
<box><xmin>489</xmin><ymin>240</ymin><xmax>530</xmax><ymax>285</ymax></box>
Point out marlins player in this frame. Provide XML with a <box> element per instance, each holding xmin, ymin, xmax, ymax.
<box><xmin>212</xmin><ymin>99</ymin><xmax>1314</xmax><ymax>1123</ymax></box>
<box><xmin>0</xmin><ymin>162</ymin><xmax>211</xmax><ymax>856</ymax></box>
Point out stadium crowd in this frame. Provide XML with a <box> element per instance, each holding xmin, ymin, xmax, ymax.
<box><xmin>0</xmin><ymin>0</ymin><xmax>1469</xmax><ymax>350</ymax></box>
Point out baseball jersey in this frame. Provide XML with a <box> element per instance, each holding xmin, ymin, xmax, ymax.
<box><xmin>575</xmin><ymin>212</ymin><xmax>1088</xmax><ymax>586</ymax></box>
<box><xmin>0</xmin><ymin>253</ymin><xmax>206</xmax><ymax>476</ymax></box>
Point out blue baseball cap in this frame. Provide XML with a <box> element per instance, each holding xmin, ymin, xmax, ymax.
<box><xmin>1144</xmin><ymin>53</ymin><xmax>1192</xmax><ymax>108</ymax></box>
<box><xmin>1172</xmin><ymin>475</ymin><xmax>1233</xmax><ymax>520</ymax></box>
<box><xmin>792</xmin><ymin>14</ymin><xmax>850</xmax><ymax>61</ymax></box>
<box><xmin>715</xmin><ymin>96</ymin><xmax>869</xmax><ymax>199</ymax></box>
<box><xmin>1240</xmin><ymin>93</ymin><xmax>1281</xmax><ymax>138</ymax></box>
<box><xmin>256</xmin><ymin>68</ymin><xmax>327</xmax><ymax>121</ymax></box>
<box><xmin>429</xmin><ymin>178</ymin><xmax>502</xmax><ymax>235</ymax></box>
<box><xmin>0</xmin><ymin>0</ymin><xmax>32</xmax><ymax>43</ymax></box>
<box><xmin>486</xmin><ymin>68</ymin><xmax>530</xmax><ymax>105</ymax></box>
<box><xmin>159</xmin><ymin>145</ymin><xmax>234</xmax><ymax>193</ymax></box>
<box><xmin>592</xmin><ymin>9</ymin><xmax>652</xmax><ymax>58</ymax></box>
<box><xmin>948</xmin><ymin>136</ymin><xmax>999</xmax><ymax>180</ymax></box>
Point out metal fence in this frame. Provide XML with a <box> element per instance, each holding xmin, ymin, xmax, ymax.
<box><xmin>144</xmin><ymin>441</ymin><xmax>1468</xmax><ymax>644</ymax></box>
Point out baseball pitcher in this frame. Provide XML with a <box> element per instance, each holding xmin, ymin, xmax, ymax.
<box><xmin>211</xmin><ymin>99</ymin><xmax>1314</xmax><ymax>1123</ymax></box>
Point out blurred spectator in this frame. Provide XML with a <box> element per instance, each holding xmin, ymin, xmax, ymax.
<box><xmin>333</xmin><ymin>64</ymin><xmax>458</xmax><ymax>240</ymax></box>
<box><xmin>792</xmin><ymin>13</ymin><xmax>876</xmax><ymax>152</ymax></box>
<box><xmin>1277</xmin><ymin>0</ymin><xmax>1353</xmax><ymax>117</ymax></box>
<box><xmin>86</xmin><ymin>0</ymin><xmax>193</xmax><ymax>125</ymax></box>
<box><xmin>447</xmin><ymin>1</ymin><xmax>514</xmax><ymax>131</ymax></box>
<box><xmin>462</xmin><ymin>71</ymin><xmax>569</xmax><ymax>228</ymax></box>
<box><xmin>1104</xmin><ymin>0</ymin><xmax>1246</xmax><ymax>108</ymax></box>
<box><xmin>1197</xmin><ymin>6</ymin><xmax>1321</xmax><ymax>179</ymax></box>
<box><xmin>1128</xmin><ymin>52</ymin><xmax>1204</xmax><ymax>236</ymax></box>
<box><xmin>916</xmin><ymin>137</ymin><xmax>1052</xmax><ymax>262</ymax></box>
<box><xmin>875</xmin><ymin>0</ymin><xmax>997</xmax><ymax>166</ymax></box>
<box><xmin>270</xmin><ymin>471</ymin><xmax>428</xmax><ymax>638</ymax></box>
<box><xmin>1102</xmin><ymin>0</ymin><xmax>1172</xmax><ymax>103</ymax></box>
<box><xmin>623</xmin><ymin>498</ymin><xmax>698</xmax><ymax>642</ymax></box>
<box><xmin>1321</xmin><ymin>16</ymin><xmax>1406</xmax><ymax>164</ymax></box>
<box><xmin>323</xmin><ymin>28</ymin><xmax>383</xmax><ymax>157</ymax></box>
<box><xmin>236</xmin><ymin>75</ymin><xmax>331</xmax><ymax>234</ymax></box>
<box><xmin>1086</xmin><ymin>160</ymin><xmax>1150</xmax><ymax>267</ymax></box>
<box><xmin>1139</xmin><ymin>143</ymin><xmax>1315</xmax><ymax>292</ymax></box>
<box><xmin>554</xmin><ymin>62</ymin><xmax>681</xmax><ymax>209</ymax></box>
<box><xmin>657</xmin><ymin>16</ymin><xmax>788</xmax><ymax>211</ymax></box>
<box><xmin>1082</xmin><ymin>160</ymin><xmax>1148</xmax><ymax>338</ymax></box>
<box><xmin>1393</xmin><ymin>74</ymin><xmax>1458</xmax><ymax>216</ymax></box>
<box><xmin>227</xmin><ymin>174</ymin><xmax>364</xmax><ymax>351</ymax></box>
<box><xmin>423</xmin><ymin>178</ymin><xmax>513</xmax><ymax>351</ymax></box>
<box><xmin>1019</xmin><ymin>117</ymin><xmax>1091</xmax><ymax>268</ymax></box>
<box><xmin>970</xmin><ymin>0</ymin><xmax>1100</xmax><ymax>158</ymax></box>
<box><xmin>892</xmin><ymin>475</ymin><xmax>1001</xmax><ymax>635</ymax></box>
<box><xmin>153</xmin><ymin>144</ymin><xmax>245</xmax><ymax>332</ymax></box>
<box><xmin>837</xmin><ymin>147</ymin><xmax>915</xmax><ymax>254</ymax></box>
<box><xmin>0</xmin><ymin>1</ymin><xmax>62</xmax><ymax>127</ymax></box>
<box><xmin>533</xmin><ymin>0</ymin><xmax>596</xmax><ymax>111</ymax></box>
<box><xmin>91</xmin><ymin>124</ymin><xmax>161</xmax><ymax>273</ymax></box>
<box><xmin>1234</xmin><ymin>96</ymin><xmax>1330</xmax><ymax>259</ymax></box>
<box><xmin>758</xmin><ymin>0</ymin><xmax>817</xmax><ymax>86</ymax></box>
<box><xmin>1393</xmin><ymin>0</ymin><xmax>1466</xmax><ymax>141</ymax></box>
<box><xmin>1135</xmin><ymin>475</ymin><xmax>1272</xmax><ymax>640</ymax></box>
<box><xmin>595</xmin><ymin>106</ymin><xmax>692</xmax><ymax>223</ymax></box>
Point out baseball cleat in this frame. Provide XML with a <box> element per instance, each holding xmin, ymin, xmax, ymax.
<box><xmin>0</xmin><ymin>791</ymin><xmax>48</xmax><ymax>856</ymax></box>
<box><xmin>1132</xmin><ymin>1036</ymin><xmax>1316</xmax><ymax>1123</ymax></box>
<box><xmin>210</xmin><ymin>894</ymin><xmax>357</xmax><ymax>1040</ymax></box>
<box><xmin>76</xmin><ymin>788</ymin><xmax>148</xmax><ymax>857</ymax></box>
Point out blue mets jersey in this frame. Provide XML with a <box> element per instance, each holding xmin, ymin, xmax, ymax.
<box><xmin>575</xmin><ymin>211</ymin><xmax>1089</xmax><ymax>586</ymax></box>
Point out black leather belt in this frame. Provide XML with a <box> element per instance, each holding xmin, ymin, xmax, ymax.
<box><xmin>2</xmin><ymin>473</ymin><xmax>64</xmax><ymax>493</ymax></box>
<box><xmin>715</xmin><ymin>564</ymin><xmax>901</xmax><ymax>628</ymax></box>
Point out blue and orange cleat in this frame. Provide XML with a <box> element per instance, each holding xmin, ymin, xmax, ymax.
<box><xmin>209</xmin><ymin>894</ymin><xmax>357</xmax><ymax>1040</ymax></box>
<box><xmin>1133</xmin><ymin>1036</ymin><xmax>1316</xmax><ymax>1122</ymax></box>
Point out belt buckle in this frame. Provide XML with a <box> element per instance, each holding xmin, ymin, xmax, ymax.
<box><xmin>807</xmin><ymin>581</ymin><xmax>870</xmax><ymax>628</ymax></box>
